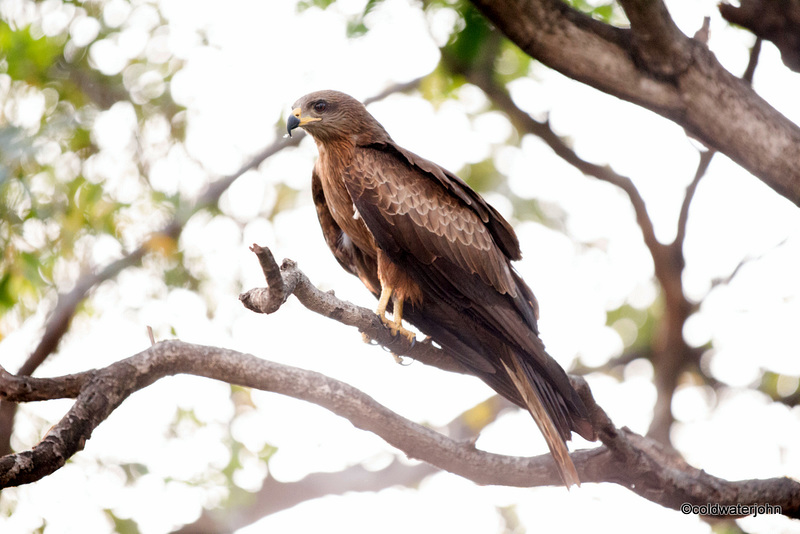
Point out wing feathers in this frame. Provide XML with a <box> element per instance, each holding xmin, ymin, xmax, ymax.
<box><xmin>345</xmin><ymin>148</ymin><xmax>515</xmax><ymax>296</ymax></box>
<box><xmin>377</xmin><ymin>141</ymin><xmax>523</xmax><ymax>261</ymax></box>
<box><xmin>324</xmin><ymin>138</ymin><xmax>593</xmax><ymax>486</ymax></box>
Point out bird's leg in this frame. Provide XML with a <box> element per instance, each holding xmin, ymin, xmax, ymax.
<box><xmin>376</xmin><ymin>283</ymin><xmax>393</xmax><ymax>320</ymax></box>
<box><xmin>376</xmin><ymin>284</ymin><xmax>416</xmax><ymax>343</ymax></box>
<box><xmin>390</xmin><ymin>295</ymin><xmax>417</xmax><ymax>342</ymax></box>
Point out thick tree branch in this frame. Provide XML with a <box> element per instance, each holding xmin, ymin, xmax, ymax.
<box><xmin>719</xmin><ymin>0</ymin><xmax>800</xmax><ymax>72</ymax></box>
<box><xmin>469</xmin><ymin>0</ymin><xmax>800</xmax><ymax>207</ymax></box>
<box><xmin>617</xmin><ymin>0</ymin><xmax>692</xmax><ymax>77</ymax></box>
<box><xmin>1</xmin><ymin>339</ymin><xmax>797</xmax><ymax>516</ymax></box>
<box><xmin>2</xmin><ymin>253</ymin><xmax>797</xmax><ymax>514</ymax></box>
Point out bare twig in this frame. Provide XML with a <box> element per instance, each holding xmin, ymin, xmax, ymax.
<box><xmin>241</xmin><ymin>244</ymin><xmax>289</xmax><ymax>314</ymax></box>
<box><xmin>240</xmin><ymin>247</ymin><xmax>465</xmax><ymax>375</ymax></box>
<box><xmin>693</xmin><ymin>16</ymin><xmax>711</xmax><ymax>44</ymax></box>
<box><xmin>743</xmin><ymin>37</ymin><xmax>763</xmax><ymax>84</ymax></box>
<box><xmin>675</xmin><ymin>149</ymin><xmax>715</xmax><ymax>252</ymax></box>
<box><xmin>173</xmin><ymin>460</ymin><xmax>439</xmax><ymax>534</ymax></box>
<box><xmin>456</xmin><ymin>67</ymin><xmax>668</xmax><ymax>278</ymax></box>
<box><xmin>710</xmin><ymin>237</ymin><xmax>790</xmax><ymax>290</ymax></box>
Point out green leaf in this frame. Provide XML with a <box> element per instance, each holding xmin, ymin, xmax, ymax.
<box><xmin>462</xmin><ymin>158</ymin><xmax>502</xmax><ymax>194</ymax></box>
<box><xmin>494</xmin><ymin>41</ymin><xmax>532</xmax><ymax>84</ymax></box>
<box><xmin>346</xmin><ymin>20</ymin><xmax>368</xmax><ymax>38</ymax></box>
<box><xmin>297</xmin><ymin>0</ymin><xmax>337</xmax><ymax>11</ymax></box>
<box><xmin>258</xmin><ymin>443</ymin><xmax>278</xmax><ymax>464</ymax></box>
<box><xmin>0</xmin><ymin>21</ymin><xmax>63</xmax><ymax>86</ymax></box>
<box><xmin>20</xmin><ymin>251</ymin><xmax>44</xmax><ymax>286</ymax></box>
<box><xmin>420</xmin><ymin>63</ymin><xmax>465</xmax><ymax>104</ymax></box>
<box><xmin>69</xmin><ymin>127</ymin><xmax>93</xmax><ymax>153</ymax></box>
<box><xmin>104</xmin><ymin>510</ymin><xmax>141</xmax><ymax>534</ymax></box>
<box><xmin>563</xmin><ymin>0</ymin><xmax>619</xmax><ymax>23</ymax></box>
<box><xmin>0</xmin><ymin>272</ymin><xmax>15</xmax><ymax>312</ymax></box>
<box><xmin>119</xmin><ymin>463</ymin><xmax>150</xmax><ymax>484</ymax></box>
<box><xmin>606</xmin><ymin>301</ymin><xmax>659</xmax><ymax>351</ymax></box>
<box><xmin>442</xmin><ymin>2</ymin><xmax>493</xmax><ymax>70</ymax></box>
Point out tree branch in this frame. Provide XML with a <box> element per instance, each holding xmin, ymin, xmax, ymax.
<box><xmin>240</xmin><ymin>246</ymin><xmax>465</xmax><ymax>375</ymax></box>
<box><xmin>1</xmin><ymin>339</ymin><xmax>797</xmax><ymax>516</ymax></box>
<box><xmin>719</xmin><ymin>0</ymin><xmax>800</xmax><ymax>72</ymax></box>
<box><xmin>674</xmin><ymin>150</ymin><xmax>714</xmax><ymax>258</ymax></box>
<box><xmin>469</xmin><ymin>0</ymin><xmax>800</xmax><ymax>207</ymax></box>
<box><xmin>2</xmin><ymin>253</ymin><xmax>798</xmax><ymax>514</ymax></box>
<box><xmin>617</xmin><ymin>0</ymin><xmax>692</xmax><ymax>77</ymax></box>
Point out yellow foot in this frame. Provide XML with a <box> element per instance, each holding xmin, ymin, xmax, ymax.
<box><xmin>376</xmin><ymin>284</ymin><xmax>416</xmax><ymax>343</ymax></box>
<box><xmin>379</xmin><ymin>314</ymin><xmax>417</xmax><ymax>343</ymax></box>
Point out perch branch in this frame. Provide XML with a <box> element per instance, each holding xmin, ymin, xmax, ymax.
<box><xmin>0</xmin><ymin>340</ymin><xmax>797</xmax><ymax>516</ymax></box>
<box><xmin>239</xmin><ymin>246</ymin><xmax>466</xmax><ymax>375</ymax></box>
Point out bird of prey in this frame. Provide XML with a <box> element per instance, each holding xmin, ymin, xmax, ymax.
<box><xmin>287</xmin><ymin>90</ymin><xmax>595</xmax><ymax>487</ymax></box>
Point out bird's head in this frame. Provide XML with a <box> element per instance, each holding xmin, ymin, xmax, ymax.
<box><xmin>287</xmin><ymin>90</ymin><xmax>389</xmax><ymax>145</ymax></box>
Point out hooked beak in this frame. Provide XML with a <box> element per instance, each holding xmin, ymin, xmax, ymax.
<box><xmin>286</xmin><ymin>107</ymin><xmax>321</xmax><ymax>137</ymax></box>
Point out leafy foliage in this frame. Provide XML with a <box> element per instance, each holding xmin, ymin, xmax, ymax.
<box><xmin>0</xmin><ymin>0</ymin><xmax>187</xmax><ymax>334</ymax></box>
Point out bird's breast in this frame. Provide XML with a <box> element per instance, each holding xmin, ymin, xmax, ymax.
<box><xmin>315</xmin><ymin>154</ymin><xmax>376</xmax><ymax>256</ymax></box>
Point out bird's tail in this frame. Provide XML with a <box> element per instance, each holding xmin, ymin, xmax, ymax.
<box><xmin>502</xmin><ymin>354</ymin><xmax>581</xmax><ymax>488</ymax></box>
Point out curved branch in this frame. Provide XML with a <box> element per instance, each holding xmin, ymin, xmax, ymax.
<box><xmin>469</xmin><ymin>0</ymin><xmax>800</xmax><ymax>206</ymax></box>
<box><xmin>674</xmin><ymin>150</ymin><xmax>714</xmax><ymax>254</ymax></box>
<box><xmin>239</xmin><ymin>246</ymin><xmax>465</xmax><ymax>375</ymax></box>
<box><xmin>1</xmin><ymin>339</ymin><xmax>798</xmax><ymax>517</ymax></box>
<box><xmin>2</xmin><ymin>252</ymin><xmax>798</xmax><ymax>514</ymax></box>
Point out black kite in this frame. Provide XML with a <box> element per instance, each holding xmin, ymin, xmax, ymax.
<box><xmin>287</xmin><ymin>90</ymin><xmax>595</xmax><ymax>487</ymax></box>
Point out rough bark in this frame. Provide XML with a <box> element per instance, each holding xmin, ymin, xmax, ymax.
<box><xmin>469</xmin><ymin>0</ymin><xmax>800</xmax><ymax>206</ymax></box>
<box><xmin>1</xmin><ymin>337</ymin><xmax>797</xmax><ymax>517</ymax></box>
<box><xmin>4</xmin><ymin>251</ymin><xmax>798</xmax><ymax>518</ymax></box>
<box><xmin>719</xmin><ymin>0</ymin><xmax>800</xmax><ymax>72</ymax></box>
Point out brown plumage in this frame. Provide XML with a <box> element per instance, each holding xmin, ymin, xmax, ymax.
<box><xmin>289</xmin><ymin>90</ymin><xmax>595</xmax><ymax>487</ymax></box>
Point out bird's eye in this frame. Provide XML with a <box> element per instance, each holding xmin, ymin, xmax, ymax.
<box><xmin>313</xmin><ymin>101</ymin><xmax>327</xmax><ymax>113</ymax></box>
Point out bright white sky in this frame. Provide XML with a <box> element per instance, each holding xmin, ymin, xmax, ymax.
<box><xmin>1</xmin><ymin>0</ymin><xmax>799</xmax><ymax>533</ymax></box>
